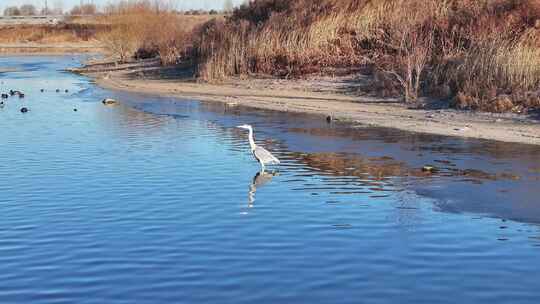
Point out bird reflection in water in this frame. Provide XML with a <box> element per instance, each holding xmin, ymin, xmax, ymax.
<box><xmin>248</xmin><ymin>170</ymin><xmax>279</xmax><ymax>207</ymax></box>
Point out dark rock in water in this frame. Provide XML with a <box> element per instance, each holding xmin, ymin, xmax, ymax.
<box><xmin>65</xmin><ymin>89</ymin><xmax>69</xmax><ymax>93</ymax></box>
<box><xmin>20</xmin><ymin>107</ymin><xmax>29</xmax><ymax>113</ymax></box>
<box><xmin>40</xmin><ymin>89</ymin><xmax>44</xmax><ymax>92</ymax></box>
<box><xmin>326</xmin><ymin>115</ymin><xmax>332</xmax><ymax>123</ymax></box>
<box><xmin>18</xmin><ymin>93</ymin><xmax>24</xmax><ymax>98</ymax></box>
<box><xmin>73</xmin><ymin>108</ymin><xmax>78</xmax><ymax>112</ymax></box>
<box><xmin>56</xmin><ymin>89</ymin><xmax>60</xmax><ymax>93</ymax></box>
<box><xmin>102</xmin><ymin>98</ymin><xmax>118</xmax><ymax>106</ymax></box>
<box><xmin>9</xmin><ymin>90</ymin><xmax>15</xmax><ymax>96</ymax></box>
<box><xmin>1</xmin><ymin>93</ymin><xmax>8</xmax><ymax>99</ymax></box>
<box><xmin>422</xmin><ymin>165</ymin><xmax>438</xmax><ymax>173</ymax></box>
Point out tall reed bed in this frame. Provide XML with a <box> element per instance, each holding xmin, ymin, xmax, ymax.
<box><xmin>194</xmin><ymin>0</ymin><xmax>540</xmax><ymax>112</ymax></box>
<box><xmin>98</xmin><ymin>1</ymin><xmax>216</xmax><ymax>65</ymax></box>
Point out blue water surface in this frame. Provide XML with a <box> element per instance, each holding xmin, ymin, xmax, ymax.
<box><xmin>1</xmin><ymin>55</ymin><xmax>540</xmax><ymax>303</ymax></box>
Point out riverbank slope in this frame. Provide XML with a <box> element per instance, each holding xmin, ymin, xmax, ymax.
<box><xmin>74</xmin><ymin>59</ymin><xmax>540</xmax><ymax>145</ymax></box>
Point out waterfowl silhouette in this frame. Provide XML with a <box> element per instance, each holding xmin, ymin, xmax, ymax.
<box><xmin>326</xmin><ymin>115</ymin><xmax>332</xmax><ymax>123</ymax></box>
<box><xmin>9</xmin><ymin>90</ymin><xmax>24</xmax><ymax>98</ymax></box>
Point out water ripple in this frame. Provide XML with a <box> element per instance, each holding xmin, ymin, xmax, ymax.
<box><xmin>1</xmin><ymin>56</ymin><xmax>540</xmax><ymax>303</ymax></box>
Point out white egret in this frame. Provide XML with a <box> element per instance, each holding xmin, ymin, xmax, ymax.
<box><xmin>237</xmin><ymin>124</ymin><xmax>280</xmax><ymax>170</ymax></box>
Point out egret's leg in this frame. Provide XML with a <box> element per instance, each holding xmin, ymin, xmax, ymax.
<box><xmin>261</xmin><ymin>163</ymin><xmax>266</xmax><ymax>172</ymax></box>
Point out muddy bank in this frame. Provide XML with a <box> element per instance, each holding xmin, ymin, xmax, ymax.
<box><xmin>0</xmin><ymin>67</ymin><xmax>19</xmax><ymax>73</ymax></box>
<box><xmin>73</xmin><ymin>59</ymin><xmax>540</xmax><ymax>146</ymax></box>
<box><xmin>0</xmin><ymin>43</ymin><xmax>103</xmax><ymax>54</ymax></box>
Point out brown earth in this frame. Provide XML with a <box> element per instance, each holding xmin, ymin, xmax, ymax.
<box><xmin>72</xmin><ymin>58</ymin><xmax>540</xmax><ymax>146</ymax></box>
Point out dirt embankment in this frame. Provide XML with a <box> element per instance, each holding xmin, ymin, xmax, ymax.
<box><xmin>0</xmin><ymin>23</ymin><xmax>105</xmax><ymax>54</ymax></box>
<box><xmin>72</xmin><ymin>58</ymin><xmax>540</xmax><ymax>146</ymax></box>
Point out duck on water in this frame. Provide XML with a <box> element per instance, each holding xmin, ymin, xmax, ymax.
<box><xmin>8</xmin><ymin>90</ymin><xmax>24</xmax><ymax>98</ymax></box>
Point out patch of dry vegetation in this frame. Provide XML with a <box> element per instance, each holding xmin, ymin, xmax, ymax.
<box><xmin>0</xmin><ymin>23</ymin><xmax>106</xmax><ymax>44</ymax></box>
<box><xmin>97</xmin><ymin>1</ymin><xmax>217</xmax><ymax>65</ymax></box>
<box><xmin>9</xmin><ymin>0</ymin><xmax>535</xmax><ymax>113</ymax></box>
<box><xmin>193</xmin><ymin>0</ymin><xmax>540</xmax><ymax>112</ymax></box>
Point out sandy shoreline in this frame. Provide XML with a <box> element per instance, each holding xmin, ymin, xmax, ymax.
<box><xmin>68</xmin><ymin>58</ymin><xmax>540</xmax><ymax>146</ymax></box>
<box><xmin>1</xmin><ymin>48</ymin><xmax>539</xmax><ymax>144</ymax></box>
<box><xmin>0</xmin><ymin>43</ymin><xmax>103</xmax><ymax>55</ymax></box>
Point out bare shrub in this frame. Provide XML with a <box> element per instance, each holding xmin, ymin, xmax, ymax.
<box><xmin>99</xmin><ymin>24</ymin><xmax>141</xmax><ymax>62</ymax></box>
<box><xmin>149</xmin><ymin>14</ymin><xmax>197</xmax><ymax>65</ymax></box>
<box><xmin>378</xmin><ymin>27</ymin><xmax>434</xmax><ymax>102</ymax></box>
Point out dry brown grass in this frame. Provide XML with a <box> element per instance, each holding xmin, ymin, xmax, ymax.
<box><xmin>5</xmin><ymin>0</ymin><xmax>537</xmax><ymax>113</ymax></box>
<box><xmin>97</xmin><ymin>1</ymin><xmax>217</xmax><ymax>65</ymax></box>
<box><xmin>0</xmin><ymin>23</ymin><xmax>106</xmax><ymax>44</ymax></box>
<box><xmin>98</xmin><ymin>13</ymin><xmax>216</xmax><ymax>64</ymax></box>
<box><xmin>194</xmin><ymin>0</ymin><xmax>540</xmax><ymax>112</ymax></box>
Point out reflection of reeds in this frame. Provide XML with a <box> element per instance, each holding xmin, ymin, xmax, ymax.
<box><xmin>291</xmin><ymin>152</ymin><xmax>408</xmax><ymax>180</ymax></box>
<box><xmin>291</xmin><ymin>151</ymin><xmax>521</xmax><ymax>184</ymax></box>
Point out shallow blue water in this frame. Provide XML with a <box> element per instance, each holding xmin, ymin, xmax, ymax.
<box><xmin>1</xmin><ymin>55</ymin><xmax>540</xmax><ymax>303</ymax></box>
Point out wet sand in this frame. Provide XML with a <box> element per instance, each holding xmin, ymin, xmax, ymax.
<box><xmin>76</xmin><ymin>58</ymin><xmax>540</xmax><ymax>146</ymax></box>
<box><xmin>0</xmin><ymin>67</ymin><xmax>18</xmax><ymax>73</ymax></box>
<box><xmin>0</xmin><ymin>43</ymin><xmax>103</xmax><ymax>54</ymax></box>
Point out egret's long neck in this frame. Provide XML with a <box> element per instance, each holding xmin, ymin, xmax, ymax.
<box><xmin>248</xmin><ymin>127</ymin><xmax>256</xmax><ymax>151</ymax></box>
